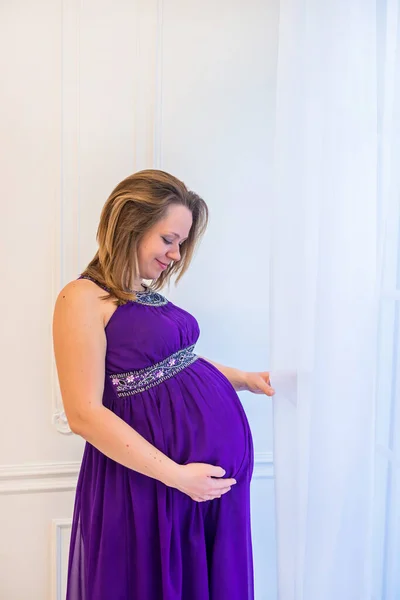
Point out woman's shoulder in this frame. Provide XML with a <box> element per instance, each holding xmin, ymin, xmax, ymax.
<box><xmin>58</xmin><ymin>277</ymin><xmax>108</xmax><ymax>300</ymax></box>
<box><xmin>54</xmin><ymin>278</ymin><xmax>111</xmax><ymax>327</ymax></box>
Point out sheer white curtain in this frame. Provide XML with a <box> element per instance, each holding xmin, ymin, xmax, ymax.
<box><xmin>268</xmin><ymin>1</ymin><xmax>395</xmax><ymax>599</ymax></box>
<box><xmin>373</xmin><ymin>1</ymin><xmax>400</xmax><ymax>598</ymax></box>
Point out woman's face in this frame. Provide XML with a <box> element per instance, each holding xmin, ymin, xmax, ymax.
<box><xmin>137</xmin><ymin>204</ymin><xmax>193</xmax><ymax>282</ymax></box>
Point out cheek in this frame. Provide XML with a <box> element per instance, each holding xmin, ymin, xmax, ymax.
<box><xmin>137</xmin><ymin>245</ymin><xmax>151</xmax><ymax>267</ymax></box>
<box><xmin>139</xmin><ymin>242</ymin><xmax>161</xmax><ymax>262</ymax></box>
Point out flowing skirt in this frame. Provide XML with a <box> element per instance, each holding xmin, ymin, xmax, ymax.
<box><xmin>66</xmin><ymin>359</ymin><xmax>255</xmax><ymax>600</ymax></box>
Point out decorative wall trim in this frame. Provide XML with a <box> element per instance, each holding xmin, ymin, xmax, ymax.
<box><xmin>51</xmin><ymin>518</ymin><xmax>72</xmax><ymax>600</ymax></box>
<box><xmin>132</xmin><ymin>0</ymin><xmax>164</xmax><ymax>171</ymax></box>
<box><xmin>52</xmin><ymin>0</ymin><xmax>81</xmax><ymax>434</ymax></box>
<box><xmin>0</xmin><ymin>452</ymin><xmax>273</xmax><ymax>495</ymax></box>
<box><xmin>153</xmin><ymin>0</ymin><xmax>164</xmax><ymax>168</ymax></box>
<box><xmin>253</xmin><ymin>452</ymin><xmax>274</xmax><ymax>479</ymax></box>
<box><xmin>0</xmin><ymin>462</ymin><xmax>79</xmax><ymax>495</ymax></box>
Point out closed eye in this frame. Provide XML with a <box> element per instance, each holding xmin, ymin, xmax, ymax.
<box><xmin>162</xmin><ymin>237</ymin><xmax>187</xmax><ymax>247</ymax></box>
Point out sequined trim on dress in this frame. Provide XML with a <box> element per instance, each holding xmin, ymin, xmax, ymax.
<box><xmin>78</xmin><ymin>274</ymin><xmax>168</xmax><ymax>306</ymax></box>
<box><xmin>110</xmin><ymin>345</ymin><xmax>199</xmax><ymax>397</ymax></box>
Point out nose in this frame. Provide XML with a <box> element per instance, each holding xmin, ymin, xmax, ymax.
<box><xmin>167</xmin><ymin>246</ymin><xmax>181</xmax><ymax>262</ymax></box>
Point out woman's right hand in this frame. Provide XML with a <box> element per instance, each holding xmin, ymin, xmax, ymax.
<box><xmin>171</xmin><ymin>463</ymin><xmax>237</xmax><ymax>502</ymax></box>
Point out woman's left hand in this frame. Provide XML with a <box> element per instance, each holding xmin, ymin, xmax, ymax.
<box><xmin>243</xmin><ymin>372</ymin><xmax>275</xmax><ymax>396</ymax></box>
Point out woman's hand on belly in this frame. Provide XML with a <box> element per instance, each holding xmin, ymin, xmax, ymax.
<box><xmin>168</xmin><ymin>462</ymin><xmax>237</xmax><ymax>503</ymax></box>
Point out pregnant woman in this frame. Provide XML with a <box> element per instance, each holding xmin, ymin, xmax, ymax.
<box><xmin>52</xmin><ymin>169</ymin><xmax>275</xmax><ymax>600</ymax></box>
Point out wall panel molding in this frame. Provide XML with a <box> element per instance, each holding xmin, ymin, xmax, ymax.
<box><xmin>132</xmin><ymin>0</ymin><xmax>164</xmax><ymax>171</ymax></box>
<box><xmin>51</xmin><ymin>518</ymin><xmax>72</xmax><ymax>600</ymax></box>
<box><xmin>253</xmin><ymin>452</ymin><xmax>274</xmax><ymax>479</ymax></box>
<box><xmin>0</xmin><ymin>452</ymin><xmax>272</xmax><ymax>495</ymax></box>
<box><xmin>154</xmin><ymin>0</ymin><xmax>164</xmax><ymax>168</ymax></box>
<box><xmin>52</xmin><ymin>0</ymin><xmax>81</xmax><ymax>434</ymax></box>
<box><xmin>0</xmin><ymin>462</ymin><xmax>79</xmax><ymax>494</ymax></box>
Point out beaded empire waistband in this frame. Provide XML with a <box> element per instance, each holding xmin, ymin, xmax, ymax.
<box><xmin>110</xmin><ymin>345</ymin><xmax>199</xmax><ymax>397</ymax></box>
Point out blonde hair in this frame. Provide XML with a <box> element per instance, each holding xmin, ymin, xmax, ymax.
<box><xmin>81</xmin><ymin>169</ymin><xmax>209</xmax><ymax>306</ymax></box>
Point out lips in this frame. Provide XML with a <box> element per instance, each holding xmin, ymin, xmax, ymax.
<box><xmin>156</xmin><ymin>259</ymin><xmax>169</xmax><ymax>269</ymax></box>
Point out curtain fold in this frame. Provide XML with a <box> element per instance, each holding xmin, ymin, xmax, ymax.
<box><xmin>372</xmin><ymin>1</ymin><xmax>400</xmax><ymax>598</ymax></box>
<box><xmin>270</xmin><ymin>2</ymin><xmax>380</xmax><ymax>599</ymax></box>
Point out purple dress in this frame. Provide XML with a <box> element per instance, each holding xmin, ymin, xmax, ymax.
<box><xmin>66</xmin><ymin>275</ymin><xmax>254</xmax><ymax>600</ymax></box>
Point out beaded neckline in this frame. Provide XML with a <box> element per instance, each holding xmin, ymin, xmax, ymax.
<box><xmin>78</xmin><ymin>274</ymin><xmax>168</xmax><ymax>307</ymax></box>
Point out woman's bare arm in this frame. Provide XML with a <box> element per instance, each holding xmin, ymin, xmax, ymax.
<box><xmin>200</xmin><ymin>357</ymin><xmax>247</xmax><ymax>391</ymax></box>
<box><xmin>201</xmin><ymin>356</ymin><xmax>274</xmax><ymax>397</ymax></box>
<box><xmin>52</xmin><ymin>280</ymin><xmax>181</xmax><ymax>487</ymax></box>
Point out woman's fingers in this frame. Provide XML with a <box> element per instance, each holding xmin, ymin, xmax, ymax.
<box><xmin>211</xmin><ymin>477</ymin><xmax>236</xmax><ymax>490</ymax></box>
<box><xmin>192</xmin><ymin>487</ymin><xmax>232</xmax><ymax>502</ymax></box>
<box><xmin>215</xmin><ymin>486</ymin><xmax>231</xmax><ymax>495</ymax></box>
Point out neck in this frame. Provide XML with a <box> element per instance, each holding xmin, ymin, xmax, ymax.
<box><xmin>128</xmin><ymin>278</ymin><xmax>146</xmax><ymax>293</ymax></box>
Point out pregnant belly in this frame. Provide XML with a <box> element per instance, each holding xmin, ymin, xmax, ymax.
<box><xmin>155</xmin><ymin>359</ymin><xmax>253</xmax><ymax>480</ymax></box>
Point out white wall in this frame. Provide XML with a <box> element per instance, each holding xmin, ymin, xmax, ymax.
<box><xmin>0</xmin><ymin>1</ymin><xmax>279</xmax><ymax>598</ymax></box>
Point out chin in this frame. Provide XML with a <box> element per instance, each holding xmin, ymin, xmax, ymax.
<box><xmin>142</xmin><ymin>270</ymin><xmax>161</xmax><ymax>281</ymax></box>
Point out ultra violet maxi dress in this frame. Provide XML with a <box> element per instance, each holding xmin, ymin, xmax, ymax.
<box><xmin>66</xmin><ymin>275</ymin><xmax>255</xmax><ymax>600</ymax></box>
